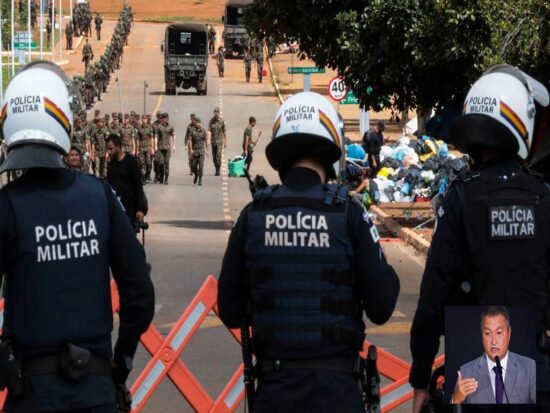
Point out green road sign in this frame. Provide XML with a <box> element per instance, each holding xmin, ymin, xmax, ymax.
<box><xmin>340</xmin><ymin>90</ymin><xmax>359</xmax><ymax>105</ymax></box>
<box><xmin>14</xmin><ymin>42</ymin><xmax>37</xmax><ymax>50</ymax></box>
<box><xmin>287</xmin><ymin>67</ymin><xmax>326</xmax><ymax>75</ymax></box>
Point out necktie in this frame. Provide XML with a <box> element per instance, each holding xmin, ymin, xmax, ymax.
<box><xmin>493</xmin><ymin>366</ymin><xmax>504</xmax><ymax>404</ymax></box>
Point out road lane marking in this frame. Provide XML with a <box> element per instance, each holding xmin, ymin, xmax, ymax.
<box><xmin>152</xmin><ymin>85</ymin><xmax>165</xmax><ymax>116</ymax></box>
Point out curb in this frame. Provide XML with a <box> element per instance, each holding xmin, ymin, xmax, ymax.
<box><xmin>267</xmin><ymin>55</ymin><xmax>285</xmax><ymax>105</ymax></box>
<box><xmin>370</xmin><ymin>205</ymin><xmax>431</xmax><ymax>255</ymax></box>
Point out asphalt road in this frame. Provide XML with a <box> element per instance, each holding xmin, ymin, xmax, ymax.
<box><xmin>91</xmin><ymin>21</ymin><xmax>435</xmax><ymax>413</ymax></box>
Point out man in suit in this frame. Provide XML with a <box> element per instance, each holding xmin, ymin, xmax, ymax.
<box><xmin>452</xmin><ymin>306</ymin><xmax>536</xmax><ymax>404</ymax></box>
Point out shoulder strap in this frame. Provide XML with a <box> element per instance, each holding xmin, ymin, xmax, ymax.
<box><xmin>253</xmin><ymin>184</ymin><xmax>279</xmax><ymax>203</ymax></box>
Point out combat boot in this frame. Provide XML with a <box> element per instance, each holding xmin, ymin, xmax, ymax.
<box><xmin>198</xmin><ymin>176</ymin><xmax>202</xmax><ymax>186</ymax></box>
<box><xmin>215</xmin><ymin>168</ymin><xmax>220</xmax><ymax>176</ymax></box>
<box><xmin>193</xmin><ymin>174</ymin><xmax>198</xmax><ymax>185</ymax></box>
<box><xmin>164</xmin><ymin>174</ymin><xmax>169</xmax><ymax>185</ymax></box>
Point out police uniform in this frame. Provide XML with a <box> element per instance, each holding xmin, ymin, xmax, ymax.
<box><xmin>155</xmin><ymin>119</ymin><xmax>174</xmax><ymax>184</ymax></box>
<box><xmin>208</xmin><ymin>114</ymin><xmax>226</xmax><ymax>175</ymax></box>
<box><xmin>410</xmin><ymin>159</ymin><xmax>550</xmax><ymax>402</ymax></box>
<box><xmin>218</xmin><ymin>167</ymin><xmax>400</xmax><ymax>413</ymax></box>
<box><xmin>0</xmin><ymin>60</ymin><xmax>155</xmax><ymax>413</ymax></box>
<box><xmin>409</xmin><ymin>65</ymin><xmax>550</xmax><ymax>413</ymax></box>
<box><xmin>190</xmin><ymin>123</ymin><xmax>207</xmax><ymax>185</ymax></box>
<box><xmin>0</xmin><ymin>169</ymin><xmax>155</xmax><ymax>413</ymax></box>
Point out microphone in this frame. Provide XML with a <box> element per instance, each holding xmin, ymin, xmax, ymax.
<box><xmin>494</xmin><ymin>356</ymin><xmax>510</xmax><ymax>404</ymax></box>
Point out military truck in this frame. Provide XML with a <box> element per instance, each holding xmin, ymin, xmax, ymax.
<box><xmin>222</xmin><ymin>0</ymin><xmax>252</xmax><ymax>58</ymax></box>
<box><xmin>162</xmin><ymin>23</ymin><xmax>208</xmax><ymax>96</ymax></box>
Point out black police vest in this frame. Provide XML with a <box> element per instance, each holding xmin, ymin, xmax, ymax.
<box><xmin>244</xmin><ymin>183</ymin><xmax>364</xmax><ymax>359</ymax></box>
<box><xmin>459</xmin><ymin>169</ymin><xmax>550</xmax><ymax>307</ymax></box>
<box><xmin>5</xmin><ymin>172</ymin><xmax>112</xmax><ymax>351</ymax></box>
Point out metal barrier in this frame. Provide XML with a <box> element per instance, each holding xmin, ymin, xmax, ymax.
<box><xmin>0</xmin><ymin>275</ymin><xmax>444</xmax><ymax>412</ymax></box>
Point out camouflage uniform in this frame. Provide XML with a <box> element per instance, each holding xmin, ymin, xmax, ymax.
<box><xmin>184</xmin><ymin>120</ymin><xmax>196</xmax><ymax>175</ymax></box>
<box><xmin>92</xmin><ymin>126</ymin><xmax>108</xmax><ymax>178</ymax></box>
<box><xmin>256</xmin><ymin>52</ymin><xmax>264</xmax><ymax>83</ymax></box>
<box><xmin>243</xmin><ymin>52</ymin><xmax>253</xmax><ymax>83</ymax></box>
<box><xmin>71</xmin><ymin>125</ymin><xmax>90</xmax><ymax>173</ymax></box>
<box><xmin>120</xmin><ymin>122</ymin><xmax>135</xmax><ymax>154</ymax></box>
<box><xmin>190</xmin><ymin>126</ymin><xmax>207</xmax><ymax>185</ymax></box>
<box><xmin>82</xmin><ymin>41</ymin><xmax>94</xmax><ymax>71</ymax></box>
<box><xmin>244</xmin><ymin>125</ymin><xmax>254</xmax><ymax>172</ymax></box>
<box><xmin>208</xmin><ymin>116</ymin><xmax>226</xmax><ymax>175</ymax></box>
<box><xmin>65</xmin><ymin>23</ymin><xmax>73</xmax><ymax>50</ymax></box>
<box><xmin>137</xmin><ymin>122</ymin><xmax>154</xmax><ymax>181</ymax></box>
<box><xmin>155</xmin><ymin>122</ymin><xmax>174</xmax><ymax>184</ymax></box>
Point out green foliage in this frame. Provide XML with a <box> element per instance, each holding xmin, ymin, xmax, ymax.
<box><xmin>246</xmin><ymin>0</ymin><xmax>549</xmax><ymax>113</ymax></box>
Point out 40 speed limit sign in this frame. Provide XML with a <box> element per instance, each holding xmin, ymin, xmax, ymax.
<box><xmin>328</xmin><ymin>76</ymin><xmax>349</xmax><ymax>102</ymax></box>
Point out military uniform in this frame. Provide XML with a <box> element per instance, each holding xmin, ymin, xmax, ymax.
<box><xmin>209</xmin><ymin>116</ymin><xmax>226</xmax><ymax>175</ymax></box>
<box><xmin>137</xmin><ymin>122</ymin><xmax>154</xmax><ymax>182</ymax></box>
<box><xmin>82</xmin><ymin>42</ymin><xmax>94</xmax><ymax>71</ymax></box>
<box><xmin>243</xmin><ymin>125</ymin><xmax>254</xmax><ymax>172</ymax></box>
<box><xmin>243</xmin><ymin>53</ymin><xmax>253</xmax><ymax>83</ymax></box>
<box><xmin>65</xmin><ymin>23</ymin><xmax>73</xmax><ymax>50</ymax></box>
<box><xmin>216</xmin><ymin>49</ymin><xmax>225</xmax><ymax>77</ymax></box>
<box><xmin>190</xmin><ymin>125</ymin><xmax>207</xmax><ymax>185</ymax></box>
<box><xmin>256</xmin><ymin>52</ymin><xmax>264</xmax><ymax>83</ymax></box>
<box><xmin>155</xmin><ymin>122</ymin><xmax>174</xmax><ymax>184</ymax></box>
<box><xmin>71</xmin><ymin>125</ymin><xmax>90</xmax><ymax>173</ymax></box>
<box><xmin>120</xmin><ymin>122</ymin><xmax>135</xmax><ymax>154</ymax></box>
<box><xmin>46</xmin><ymin>20</ymin><xmax>51</xmax><ymax>48</ymax></box>
<box><xmin>152</xmin><ymin>116</ymin><xmax>162</xmax><ymax>182</ymax></box>
<box><xmin>92</xmin><ymin>126</ymin><xmax>108</xmax><ymax>178</ymax></box>
<box><xmin>184</xmin><ymin>120</ymin><xmax>196</xmax><ymax>175</ymax></box>
<box><xmin>95</xmin><ymin>13</ymin><xmax>103</xmax><ymax>40</ymax></box>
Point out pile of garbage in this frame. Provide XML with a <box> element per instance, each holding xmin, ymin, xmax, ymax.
<box><xmin>345</xmin><ymin>135</ymin><xmax>470</xmax><ymax>206</ymax></box>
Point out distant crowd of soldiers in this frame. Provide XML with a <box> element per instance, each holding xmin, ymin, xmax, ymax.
<box><xmin>72</xmin><ymin>5</ymin><xmax>133</xmax><ymax>110</ymax></box>
<box><xmin>69</xmin><ymin>110</ymin><xmax>176</xmax><ymax>186</ymax></box>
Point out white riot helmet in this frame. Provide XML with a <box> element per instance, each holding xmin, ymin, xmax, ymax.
<box><xmin>0</xmin><ymin>61</ymin><xmax>81</xmax><ymax>173</ymax></box>
<box><xmin>266</xmin><ymin>91</ymin><xmax>343</xmax><ymax>180</ymax></box>
<box><xmin>450</xmin><ymin>64</ymin><xmax>549</xmax><ymax>160</ymax></box>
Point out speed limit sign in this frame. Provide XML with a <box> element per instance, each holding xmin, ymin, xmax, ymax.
<box><xmin>328</xmin><ymin>76</ymin><xmax>349</xmax><ymax>102</ymax></box>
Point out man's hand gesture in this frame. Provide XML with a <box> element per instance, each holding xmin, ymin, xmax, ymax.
<box><xmin>452</xmin><ymin>371</ymin><xmax>478</xmax><ymax>404</ymax></box>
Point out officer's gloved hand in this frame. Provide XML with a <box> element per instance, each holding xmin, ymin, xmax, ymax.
<box><xmin>112</xmin><ymin>355</ymin><xmax>133</xmax><ymax>413</ymax></box>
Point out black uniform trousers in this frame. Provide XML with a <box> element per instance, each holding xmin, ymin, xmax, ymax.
<box><xmin>253</xmin><ymin>368</ymin><xmax>363</xmax><ymax>413</ymax></box>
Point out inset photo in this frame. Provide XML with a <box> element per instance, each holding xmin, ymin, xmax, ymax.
<box><xmin>445</xmin><ymin>305</ymin><xmax>537</xmax><ymax>405</ymax></box>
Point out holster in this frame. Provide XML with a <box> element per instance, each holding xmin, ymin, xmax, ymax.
<box><xmin>58</xmin><ymin>343</ymin><xmax>91</xmax><ymax>382</ymax></box>
<box><xmin>0</xmin><ymin>341</ymin><xmax>24</xmax><ymax>397</ymax></box>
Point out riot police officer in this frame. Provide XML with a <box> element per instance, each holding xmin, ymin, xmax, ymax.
<box><xmin>0</xmin><ymin>61</ymin><xmax>155</xmax><ymax>413</ymax></box>
<box><xmin>410</xmin><ymin>65</ymin><xmax>550</xmax><ymax>413</ymax></box>
<box><xmin>218</xmin><ymin>92</ymin><xmax>400</xmax><ymax>413</ymax></box>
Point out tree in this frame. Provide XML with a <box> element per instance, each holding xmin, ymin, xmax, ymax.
<box><xmin>246</xmin><ymin>0</ymin><xmax>548</xmax><ymax>135</ymax></box>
